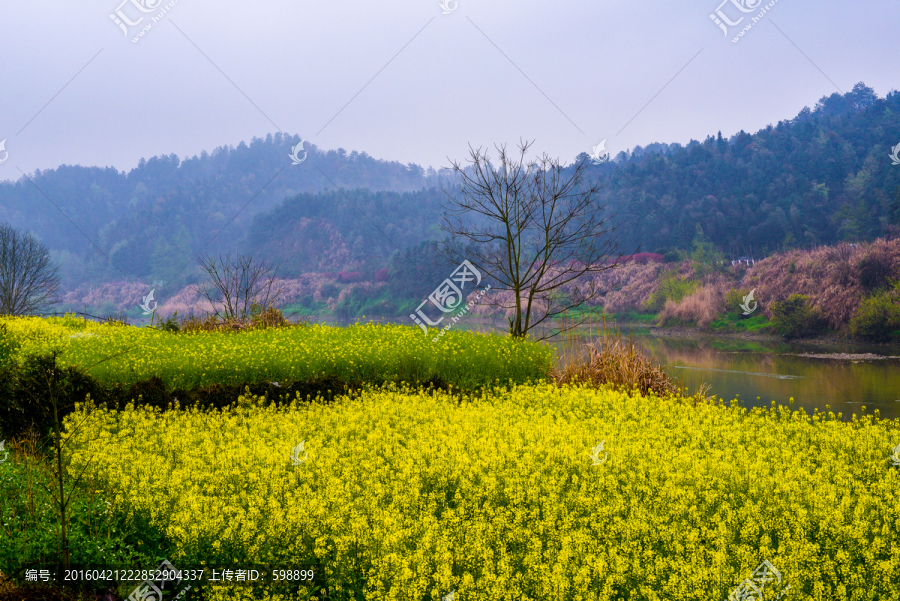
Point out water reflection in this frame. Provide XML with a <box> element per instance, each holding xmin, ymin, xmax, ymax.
<box><xmin>553</xmin><ymin>327</ymin><xmax>900</xmax><ymax>421</ymax></box>
<box><xmin>671</xmin><ymin>365</ymin><xmax>805</xmax><ymax>380</ymax></box>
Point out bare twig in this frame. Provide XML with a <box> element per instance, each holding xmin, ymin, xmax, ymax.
<box><xmin>0</xmin><ymin>223</ymin><xmax>61</xmax><ymax>315</ymax></box>
<box><xmin>195</xmin><ymin>253</ymin><xmax>284</xmax><ymax>322</ymax></box>
<box><xmin>440</xmin><ymin>141</ymin><xmax>623</xmax><ymax>339</ymax></box>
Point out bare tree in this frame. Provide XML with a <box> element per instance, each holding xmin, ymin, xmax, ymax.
<box><xmin>0</xmin><ymin>223</ymin><xmax>60</xmax><ymax>315</ymax></box>
<box><xmin>440</xmin><ymin>141</ymin><xmax>623</xmax><ymax>339</ymax></box>
<box><xmin>195</xmin><ymin>253</ymin><xmax>283</xmax><ymax>321</ymax></box>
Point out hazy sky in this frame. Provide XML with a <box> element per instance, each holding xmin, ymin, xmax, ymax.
<box><xmin>0</xmin><ymin>0</ymin><xmax>896</xmax><ymax>180</ymax></box>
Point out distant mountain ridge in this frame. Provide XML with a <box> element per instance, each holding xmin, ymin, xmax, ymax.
<box><xmin>1</xmin><ymin>83</ymin><xmax>899</xmax><ymax>292</ymax></box>
<box><xmin>0</xmin><ymin>133</ymin><xmax>448</xmax><ymax>286</ymax></box>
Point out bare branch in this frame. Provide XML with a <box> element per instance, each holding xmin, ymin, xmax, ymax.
<box><xmin>195</xmin><ymin>253</ymin><xmax>284</xmax><ymax>322</ymax></box>
<box><xmin>440</xmin><ymin>141</ymin><xmax>624</xmax><ymax>339</ymax></box>
<box><xmin>0</xmin><ymin>223</ymin><xmax>61</xmax><ymax>315</ymax></box>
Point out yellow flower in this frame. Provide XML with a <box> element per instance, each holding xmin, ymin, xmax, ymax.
<box><xmin>61</xmin><ymin>382</ymin><xmax>900</xmax><ymax>600</ymax></box>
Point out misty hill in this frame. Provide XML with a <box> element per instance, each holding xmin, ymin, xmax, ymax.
<box><xmin>246</xmin><ymin>83</ymin><xmax>900</xmax><ymax>278</ymax></box>
<box><xmin>244</xmin><ymin>188</ymin><xmax>445</xmax><ymax>277</ymax></box>
<box><xmin>2</xmin><ymin>83</ymin><xmax>899</xmax><ymax>293</ymax></box>
<box><xmin>0</xmin><ymin>133</ymin><xmax>445</xmax><ymax>287</ymax></box>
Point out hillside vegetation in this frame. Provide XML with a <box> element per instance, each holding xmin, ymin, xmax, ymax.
<box><xmin>596</xmin><ymin>83</ymin><xmax>900</xmax><ymax>254</ymax></box>
<box><xmin>581</xmin><ymin>237</ymin><xmax>900</xmax><ymax>340</ymax></box>
<box><xmin>4</xmin><ymin>83</ymin><xmax>899</xmax><ymax>305</ymax></box>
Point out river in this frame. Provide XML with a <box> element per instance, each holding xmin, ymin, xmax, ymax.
<box><xmin>313</xmin><ymin>315</ymin><xmax>900</xmax><ymax>421</ymax></box>
<box><xmin>552</xmin><ymin>326</ymin><xmax>900</xmax><ymax>421</ymax></box>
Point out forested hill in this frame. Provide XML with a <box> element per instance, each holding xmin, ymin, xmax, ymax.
<box><xmin>244</xmin><ymin>188</ymin><xmax>446</xmax><ymax>277</ymax></box>
<box><xmin>0</xmin><ymin>133</ymin><xmax>444</xmax><ymax>286</ymax></box>
<box><xmin>2</xmin><ymin>83</ymin><xmax>899</xmax><ymax>290</ymax></box>
<box><xmin>588</xmin><ymin>83</ymin><xmax>900</xmax><ymax>256</ymax></box>
<box><xmin>246</xmin><ymin>83</ymin><xmax>900</xmax><ymax>278</ymax></box>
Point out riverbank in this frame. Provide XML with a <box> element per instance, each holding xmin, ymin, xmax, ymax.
<box><xmin>552</xmin><ymin>321</ymin><xmax>900</xmax><ymax>420</ymax></box>
<box><xmin>646</xmin><ymin>323</ymin><xmax>900</xmax><ymax>353</ymax></box>
<box><xmin>572</xmin><ymin>237</ymin><xmax>900</xmax><ymax>344</ymax></box>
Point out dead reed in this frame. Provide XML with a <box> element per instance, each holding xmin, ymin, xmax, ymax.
<box><xmin>173</xmin><ymin>306</ymin><xmax>300</xmax><ymax>333</ymax></box>
<box><xmin>552</xmin><ymin>315</ymin><xmax>712</xmax><ymax>404</ymax></box>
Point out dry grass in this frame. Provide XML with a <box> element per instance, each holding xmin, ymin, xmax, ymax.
<box><xmin>552</xmin><ymin>316</ymin><xmax>699</xmax><ymax>400</ymax></box>
<box><xmin>744</xmin><ymin>238</ymin><xmax>900</xmax><ymax>329</ymax></box>
<box><xmin>590</xmin><ymin>261</ymin><xmax>673</xmax><ymax>313</ymax></box>
<box><xmin>175</xmin><ymin>305</ymin><xmax>299</xmax><ymax>333</ymax></box>
<box><xmin>657</xmin><ymin>279</ymin><xmax>730</xmax><ymax>327</ymax></box>
<box><xmin>647</xmin><ymin>238</ymin><xmax>900</xmax><ymax>331</ymax></box>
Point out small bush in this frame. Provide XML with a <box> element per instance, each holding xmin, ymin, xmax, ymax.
<box><xmin>662</xmin><ymin>250</ymin><xmax>681</xmax><ymax>263</ymax></box>
<box><xmin>644</xmin><ymin>273</ymin><xmax>698</xmax><ymax>313</ymax></box>
<box><xmin>0</xmin><ymin>353</ymin><xmax>102</xmax><ymax>443</ymax></box>
<box><xmin>337</xmin><ymin>271</ymin><xmax>363</xmax><ymax>284</ymax></box>
<box><xmin>297</xmin><ymin>293</ymin><xmax>317</xmax><ymax>307</ymax></box>
<box><xmin>770</xmin><ymin>294</ymin><xmax>827</xmax><ymax>339</ymax></box>
<box><xmin>724</xmin><ymin>288</ymin><xmax>751</xmax><ymax>317</ymax></box>
<box><xmin>657</xmin><ymin>284</ymin><xmax>726</xmax><ymax>328</ymax></box>
<box><xmin>858</xmin><ymin>253</ymin><xmax>893</xmax><ymax>291</ymax></box>
<box><xmin>179</xmin><ymin>305</ymin><xmax>292</xmax><ymax>334</ymax></box>
<box><xmin>849</xmin><ymin>288</ymin><xmax>900</xmax><ymax>341</ymax></box>
<box><xmin>156</xmin><ymin>311</ymin><xmax>180</xmax><ymax>333</ymax></box>
<box><xmin>553</xmin><ymin>323</ymin><xmax>679</xmax><ymax>398</ymax></box>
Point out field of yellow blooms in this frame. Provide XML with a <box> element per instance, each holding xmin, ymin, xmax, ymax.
<box><xmin>0</xmin><ymin>315</ymin><xmax>551</xmax><ymax>390</ymax></box>
<box><xmin>64</xmin><ymin>384</ymin><xmax>900</xmax><ymax>600</ymax></box>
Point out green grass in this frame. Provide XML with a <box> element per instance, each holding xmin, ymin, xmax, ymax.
<box><xmin>282</xmin><ymin>300</ymin><xmax>331</xmax><ymax>317</ymax></box>
<box><xmin>708</xmin><ymin>311</ymin><xmax>773</xmax><ymax>334</ymax></box>
<box><xmin>607</xmin><ymin>310</ymin><xmax>659</xmax><ymax>324</ymax></box>
<box><xmin>0</xmin><ymin>446</ymin><xmax>169</xmax><ymax>593</ymax></box>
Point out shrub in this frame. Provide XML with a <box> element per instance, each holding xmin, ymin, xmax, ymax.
<box><xmin>662</xmin><ymin>250</ymin><xmax>681</xmax><ymax>263</ymax></box>
<box><xmin>746</xmin><ymin>238</ymin><xmax>900</xmax><ymax>329</ymax></box>
<box><xmin>770</xmin><ymin>294</ymin><xmax>827</xmax><ymax>338</ymax></box>
<box><xmin>0</xmin><ymin>353</ymin><xmax>102</xmax><ymax>443</ymax></box>
<box><xmin>156</xmin><ymin>311</ymin><xmax>180</xmax><ymax>333</ymax></box>
<box><xmin>553</xmin><ymin>323</ymin><xmax>680</xmax><ymax>398</ymax></box>
<box><xmin>858</xmin><ymin>252</ymin><xmax>893</xmax><ymax>291</ymax></box>
<box><xmin>657</xmin><ymin>284</ymin><xmax>726</xmax><ymax>328</ymax></box>
<box><xmin>178</xmin><ymin>305</ymin><xmax>291</xmax><ymax>333</ymax></box>
<box><xmin>590</xmin><ymin>261</ymin><xmax>666</xmax><ymax>314</ymax></box>
<box><xmin>849</xmin><ymin>288</ymin><xmax>900</xmax><ymax>341</ymax></box>
<box><xmin>335</xmin><ymin>285</ymin><xmax>374</xmax><ymax>319</ymax></box>
<box><xmin>644</xmin><ymin>273</ymin><xmax>698</xmax><ymax>313</ymax></box>
<box><xmin>336</xmin><ymin>271</ymin><xmax>363</xmax><ymax>283</ymax></box>
<box><xmin>724</xmin><ymin>288</ymin><xmax>752</xmax><ymax>317</ymax></box>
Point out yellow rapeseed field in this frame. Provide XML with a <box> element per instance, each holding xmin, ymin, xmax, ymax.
<box><xmin>0</xmin><ymin>315</ymin><xmax>551</xmax><ymax>390</ymax></box>
<box><xmin>65</xmin><ymin>384</ymin><xmax>900</xmax><ymax>600</ymax></box>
